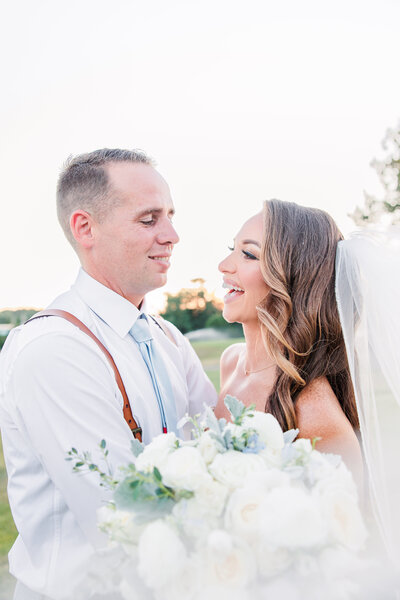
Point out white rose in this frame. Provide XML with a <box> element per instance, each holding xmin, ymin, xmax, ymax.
<box><xmin>317</xmin><ymin>487</ymin><xmax>367</xmax><ymax>551</ymax></box>
<box><xmin>198</xmin><ymin>430</ymin><xmax>220</xmax><ymax>464</ymax></box>
<box><xmin>135</xmin><ymin>432</ymin><xmax>178</xmax><ymax>473</ymax></box>
<box><xmin>97</xmin><ymin>505</ymin><xmax>144</xmax><ymax>545</ymax></box>
<box><xmin>172</xmin><ymin>496</ymin><xmax>219</xmax><ymax>545</ymax></box>
<box><xmin>207</xmin><ymin>530</ymin><xmax>233</xmax><ymax>556</ymax></box>
<box><xmin>204</xmin><ymin>535</ymin><xmax>256</xmax><ymax>589</ymax></box>
<box><xmin>209</xmin><ymin>450</ymin><xmax>265</xmax><ymax>489</ymax></box>
<box><xmin>256</xmin><ymin>543</ymin><xmax>292</xmax><ymax>578</ymax></box>
<box><xmin>260</xmin><ymin>486</ymin><xmax>327</xmax><ymax>548</ymax></box>
<box><xmin>244</xmin><ymin>467</ymin><xmax>290</xmax><ymax>492</ymax></box>
<box><xmin>314</xmin><ymin>460</ymin><xmax>357</xmax><ymax>497</ymax></box>
<box><xmin>319</xmin><ymin>547</ymin><xmax>369</xmax><ymax>580</ymax></box>
<box><xmin>194</xmin><ymin>477</ymin><xmax>228</xmax><ymax>516</ymax></box>
<box><xmin>137</xmin><ymin>520</ymin><xmax>188</xmax><ymax>589</ymax></box>
<box><xmin>257</xmin><ymin>578</ymin><xmax>301</xmax><ymax>600</ymax></box>
<box><xmin>153</xmin><ymin>557</ymin><xmax>201</xmax><ymax>600</ymax></box>
<box><xmin>224</xmin><ymin>486</ymin><xmax>268</xmax><ymax>541</ymax></box>
<box><xmin>162</xmin><ymin>446</ymin><xmax>209</xmax><ymax>491</ymax></box>
<box><xmin>194</xmin><ymin>586</ymin><xmax>250</xmax><ymax>600</ymax></box>
<box><xmin>243</xmin><ymin>412</ymin><xmax>284</xmax><ymax>450</ymax></box>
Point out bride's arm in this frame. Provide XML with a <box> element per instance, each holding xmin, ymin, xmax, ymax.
<box><xmin>295</xmin><ymin>377</ymin><xmax>364</xmax><ymax>490</ymax></box>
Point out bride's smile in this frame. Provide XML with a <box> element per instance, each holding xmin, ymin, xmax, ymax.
<box><xmin>218</xmin><ymin>212</ymin><xmax>269</xmax><ymax>325</ymax></box>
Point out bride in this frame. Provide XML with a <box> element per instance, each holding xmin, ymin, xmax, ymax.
<box><xmin>215</xmin><ymin>200</ymin><xmax>364</xmax><ymax>482</ymax></box>
<box><xmin>216</xmin><ymin>198</ymin><xmax>400</xmax><ymax>567</ymax></box>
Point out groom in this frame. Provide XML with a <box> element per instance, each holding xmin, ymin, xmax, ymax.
<box><xmin>0</xmin><ymin>149</ymin><xmax>217</xmax><ymax>599</ymax></box>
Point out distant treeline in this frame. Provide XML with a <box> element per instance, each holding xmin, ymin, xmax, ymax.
<box><xmin>0</xmin><ymin>309</ymin><xmax>38</xmax><ymax>350</ymax></box>
<box><xmin>0</xmin><ymin>309</ymin><xmax>38</xmax><ymax>325</ymax></box>
<box><xmin>161</xmin><ymin>280</ymin><xmax>241</xmax><ymax>336</ymax></box>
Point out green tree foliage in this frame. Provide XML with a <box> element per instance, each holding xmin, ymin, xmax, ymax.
<box><xmin>161</xmin><ymin>279</ymin><xmax>241</xmax><ymax>335</ymax></box>
<box><xmin>350</xmin><ymin>121</ymin><xmax>400</xmax><ymax>226</ymax></box>
<box><xmin>0</xmin><ymin>309</ymin><xmax>37</xmax><ymax>325</ymax></box>
<box><xmin>0</xmin><ymin>309</ymin><xmax>38</xmax><ymax>349</ymax></box>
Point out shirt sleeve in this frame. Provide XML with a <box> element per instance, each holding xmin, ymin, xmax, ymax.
<box><xmin>9</xmin><ymin>329</ymin><xmax>135</xmax><ymax>546</ymax></box>
<box><xmin>160</xmin><ymin>321</ymin><xmax>218</xmax><ymax>415</ymax></box>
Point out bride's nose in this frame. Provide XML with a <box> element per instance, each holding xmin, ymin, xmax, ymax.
<box><xmin>218</xmin><ymin>254</ymin><xmax>235</xmax><ymax>273</ymax></box>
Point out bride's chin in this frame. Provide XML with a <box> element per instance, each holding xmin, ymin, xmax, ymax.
<box><xmin>222</xmin><ymin>310</ymin><xmax>244</xmax><ymax>325</ymax></box>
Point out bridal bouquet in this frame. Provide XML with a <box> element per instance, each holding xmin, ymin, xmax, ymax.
<box><xmin>70</xmin><ymin>398</ymin><xmax>369</xmax><ymax>600</ymax></box>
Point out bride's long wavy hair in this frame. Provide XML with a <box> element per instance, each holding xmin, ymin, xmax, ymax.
<box><xmin>258</xmin><ymin>199</ymin><xmax>358</xmax><ymax>431</ymax></box>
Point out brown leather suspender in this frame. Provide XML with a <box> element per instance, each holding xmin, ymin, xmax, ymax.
<box><xmin>26</xmin><ymin>309</ymin><xmax>142</xmax><ymax>441</ymax></box>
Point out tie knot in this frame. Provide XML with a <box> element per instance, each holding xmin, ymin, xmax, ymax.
<box><xmin>130</xmin><ymin>315</ymin><xmax>153</xmax><ymax>343</ymax></box>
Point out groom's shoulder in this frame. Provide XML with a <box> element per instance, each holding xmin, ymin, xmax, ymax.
<box><xmin>0</xmin><ymin>289</ymin><xmax>93</xmax><ymax>367</ymax></box>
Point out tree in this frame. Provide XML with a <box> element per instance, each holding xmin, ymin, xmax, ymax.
<box><xmin>160</xmin><ymin>279</ymin><xmax>245</xmax><ymax>335</ymax></box>
<box><xmin>350</xmin><ymin>121</ymin><xmax>400</xmax><ymax>226</ymax></box>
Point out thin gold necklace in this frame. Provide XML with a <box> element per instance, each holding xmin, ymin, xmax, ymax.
<box><xmin>244</xmin><ymin>362</ymin><xmax>276</xmax><ymax>376</ymax></box>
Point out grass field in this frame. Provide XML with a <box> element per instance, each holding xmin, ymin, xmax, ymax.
<box><xmin>0</xmin><ymin>336</ymin><xmax>241</xmax><ymax>595</ymax></box>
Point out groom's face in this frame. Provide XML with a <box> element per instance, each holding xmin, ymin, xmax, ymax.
<box><xmin>89</xmin><ymin>162</ymin><xmax>179</xmax><ymax>306</ymax></box>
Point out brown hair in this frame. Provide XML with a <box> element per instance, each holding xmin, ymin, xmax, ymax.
<box><xmin>258</xmin><ymin>199</ymin><xmax>358</xmax><ymax>431</ymax></box>
<box><xmin>57</xmin><ymin>148</ymin><xmax>154</xmax><ymax>246</ymax></box>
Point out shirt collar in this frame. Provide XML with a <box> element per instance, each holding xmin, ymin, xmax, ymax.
<box><xmin>72</xmin><ymin>268</ymin><xmax>148</xmax><ymax>338</ymax></box>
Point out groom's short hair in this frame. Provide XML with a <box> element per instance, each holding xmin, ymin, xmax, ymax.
<box><xmin>56</xmin><ymin>148</ymin><xmax>154</xmax><ymax>246</ymax></box>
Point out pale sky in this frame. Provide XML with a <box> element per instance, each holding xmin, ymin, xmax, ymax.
<box><xmin>1</xmin><ymin>0</ymin><xmax>399</xmax><ymax>312</ymax></box>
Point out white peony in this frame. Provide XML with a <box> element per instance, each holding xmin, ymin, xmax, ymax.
<box><xmin>204</xmin><ymin>534</ymin><xmax>256</xmax><ymax>589</ymax></box>
<box><xmin>207</xmin><ymin>530</ymin><xmax>233</xmax><ymax>556</ymax></box>
<box><xmin>194</xmin><ymin>477</ymin><xmax>228</xmax><ymax>516</ymax></box>
<box><xmin>243</xmin><ymin>467</ymin><xmax>290</xmax><ymax>492</ymax></box>
<box><xmin>172</xmin><ymin>497</ymin><xmax>217</xmax><ymax>544</ymax></box>
<box><xmin>317</xmin><ymin>487</ymin><xmax>367</xmax><ymax>551</ymax></box>
<box><xmin>135</xmin><ymin>432</ymin><xmax>178</xmax><ymax>473</ymax></box>
<box><xmin>137</xmin><ymin>520</ymin><xmax>188</xmax><ymax>589</ymax></box>
<box><xmin>198</xmin><ymin>430</ymin><xmax>220</xmax><ymax>464</ymax></box>
<box><xmin>209</xmin><ymin>450</ymin><xmax>265</xmax><ymax>489</ymax></box>
<box><xmin>243</xmin><ymin>411</ymin><xmax>284</xmax><ymax>450</ymax></box>
<box><xmin>153</xmin><ymin>557</ymin><xmax>201</xmax><ymax>600</ymax></box>
<box><xmin>162</xmin><ymin>446</ymin><xmax>209</xmax><ymax>491</ymax></box>
<box><xmin>256</xmin><ymin>543</ymin><xmax>292</xmax><ymax>578</ymax></box>
<box><xmin>319</xmin><ymin>546</ymin><xmax>369</xmax><ymax>580</ymax></box>
<box><xmin>224</xmin><ymin>486</ymin><xmax>268</xmax><ymax>541</ymax></box>
<box><xmin>260</xmin><ymin>486</ymin><xmax>327</xmax><ymax>548</ymax></box>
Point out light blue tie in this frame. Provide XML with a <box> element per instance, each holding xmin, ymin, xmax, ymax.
<box><xmin>130</xmin><ymin>314</ymin><xmax>178</xmax><ymax>435</ymax></box>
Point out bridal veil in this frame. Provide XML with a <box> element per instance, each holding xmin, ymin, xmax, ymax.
<box><xmin>335</xmin><ymin>228</ymin><xmax>400</xmax><ymax>566</ymax></box>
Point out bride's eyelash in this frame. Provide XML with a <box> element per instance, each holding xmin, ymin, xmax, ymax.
<box><xmin>228</xmin><ymin>245</ymin><xmax>234</xmax><ymax>251</ymax></box>
<box><xmin>242</xmin><ymin>250</ymin><xmax>258</xmax><ymax>260</ymax></box>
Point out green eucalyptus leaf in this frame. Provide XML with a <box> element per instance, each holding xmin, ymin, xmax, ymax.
<box><xmin>131</xmin><ymin>438</ymin><xmax>144</xmax><ymax>457</ymax></box>
<box><xmin>153</xmin><ymin>467</ymin><xmax>162</xmax><ymax>481</ymax></box>
<box><xmin>224</xmin><ymin>395</ymin><xmax>246</xmax><ymax>422</ymax></box>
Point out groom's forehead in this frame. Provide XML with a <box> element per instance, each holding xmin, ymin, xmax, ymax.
<box><xmin>106</xmin><ymin>161</ymin><xmax>172</xmax><ymax>206</ymax></box>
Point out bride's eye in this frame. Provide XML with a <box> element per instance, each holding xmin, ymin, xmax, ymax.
<box><xmin>228</xmin><ymin>245</ymin><xmax>234</xmax><ymax>252</ymax></box>
<box><xmin>242</xmin><ymin>250</ymin><xmax>258</xmax><ymax>260</ymax></box>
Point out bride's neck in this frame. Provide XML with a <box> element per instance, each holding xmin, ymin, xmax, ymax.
<box><xmin>242</xmin><ymin>321</ymin><xmax>274</xmax><ymax>372</ymax></box>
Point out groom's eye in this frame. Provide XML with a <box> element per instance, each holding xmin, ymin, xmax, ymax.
<box><xmin>242</xmin><ymin>250</ymin><xmax>258</xmax><ymax>260</ymax></box>
<box><xmin>140</xmin><ymin>216</ymin><xmax>156</xmax><ymax>225</ymax></box>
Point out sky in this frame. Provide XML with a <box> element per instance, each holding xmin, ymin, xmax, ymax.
<box><xmin>0</xmin><ymin>0</ymin><xmax>399</xmax><ymax>312</ymax></box>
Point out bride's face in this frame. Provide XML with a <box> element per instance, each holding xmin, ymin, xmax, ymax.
<box><xmin>218</xmin><ymin>212</ymin><xmax>269</xmax><ymax>324</ymax></box>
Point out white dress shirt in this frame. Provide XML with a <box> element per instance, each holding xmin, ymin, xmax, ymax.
<box><xmin>0</xmin><ymin>269</ymin><xmax>217</xmax><ymax>599</ymax></box>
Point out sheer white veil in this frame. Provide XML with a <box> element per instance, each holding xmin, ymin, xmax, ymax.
<box><xmin>335</xmin><ymin>227</ymin><xmax>400</xmax><ymax>565</ymax></box>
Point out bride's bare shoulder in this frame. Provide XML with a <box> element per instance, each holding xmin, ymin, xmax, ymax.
<box><xmin>295</xmin><ymin>377</ymin><xmax>362</xmax><ymax>479</ymax></box>
<box><xmin>295</xmin><ymin>377</ymin><xmax>352</xmax><ymax>438</ymax></box>
<box><xmin>220</xmin><ymin>342</ymin><xmax>244</xmax><ymax>374</ymax></box>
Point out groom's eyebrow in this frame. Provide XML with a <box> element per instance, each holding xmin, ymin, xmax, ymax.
<box><xmin>135</xmin><ymin>207</ymin><xmax>176</xmax><ymax>217</ymax></box>
<box><xmin>242</xmin><ymin>239</ymin><xmax>261</xmax><ymax>247</ymax></box>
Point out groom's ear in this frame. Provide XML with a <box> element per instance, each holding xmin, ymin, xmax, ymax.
<box><xmin>70</xmin><ymin>210</ymin><xmax>95</xmax><ymax>249</ymax></box>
